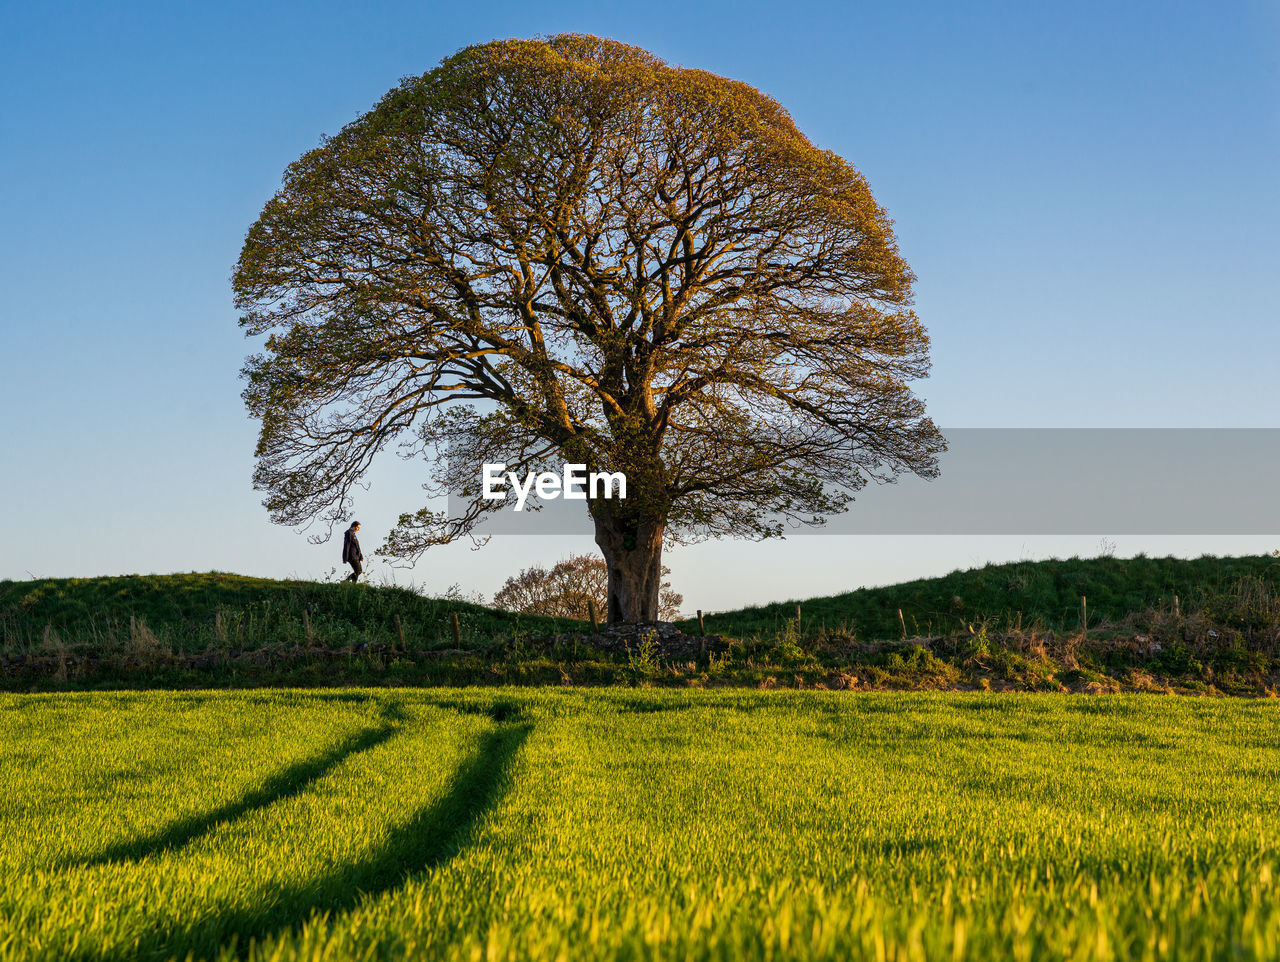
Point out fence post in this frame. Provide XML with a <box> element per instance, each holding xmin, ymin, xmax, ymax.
<box><xmin>303</xmin><ymin>610</ymin><xmax>313</xmax><ymax>645</ymax></box>
<box><xmin>898</xmin><ymin>608</ymin><xmax>907</xmax><ymax>640</ymax></box>
<box><xmin>451</xmin><ymin>612</ymin><xmax>461</xmax><ymax>646</ymax></box>
<box><xmin>588</xmin><ymin>599</ymin><xmax>599</xmax><ymax>632</ymax></box>
<box><xmin>1080</xmin><ymin>596</ymin><xmax>1087</xmax><ymax>633</ymax></box>
<box><xmin>697</xmin><ymin>609</ymin><xmax>705</xmax><ymax>635</ymax></box>
<box><xmin>395</xmin><ymin>613</ymin><xmax>405</xmax><ymax>652</ymax></box>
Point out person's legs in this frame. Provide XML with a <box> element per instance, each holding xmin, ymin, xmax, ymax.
<box><xmin>345</xmin><ymin>559</ymin><xmax>362</xmax><ymax>582</ymax></box>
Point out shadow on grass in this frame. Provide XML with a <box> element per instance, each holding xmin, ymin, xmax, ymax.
<box><xmin>75</xmin><ymin>717</ymin><xmax>531</xmax><ymax>962</ymax></box>
<box><xmin>75</xmin><ymin>704</ymin><xmax>407</xmax><ymax>869</ymax></box>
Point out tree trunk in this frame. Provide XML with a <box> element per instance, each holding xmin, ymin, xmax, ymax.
<box><xmin>592</xmin><ymin>508</ymin><xmax>664</xmax><ymax>624</ymax></box>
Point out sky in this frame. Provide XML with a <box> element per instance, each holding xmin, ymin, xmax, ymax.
<box><xmin>1</xmin><ymin>0</ymin><xmax>1278</xmax><ymax>609</ymax></box>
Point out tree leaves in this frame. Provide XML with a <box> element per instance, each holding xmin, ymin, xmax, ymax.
<box><xmin>233</xmin><ymin>34</ymin><xmax>945</xmax><ymax>559</ymax></box>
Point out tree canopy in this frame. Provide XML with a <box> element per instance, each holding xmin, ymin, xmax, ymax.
<box><xmin>234</xmin><ymin>34</ymin><xmax>944</xmax><ymax>621</ymax></box>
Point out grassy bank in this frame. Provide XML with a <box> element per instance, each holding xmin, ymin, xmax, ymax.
<box><xmin>677</xmin><ymin>553</ymin><xmax>1280</xmax><ymax>639</ymax></box>
<box><xmin>3</xmin><ymin>555</ymin><xmax>1280</xmax><ymax>694</ymax></box>
<box><xmin>0</xmin><ymin>571</ymin><xmax>574</xmax><ymax>653</ymax></box>
<box><xmin>2</xmin><ymin>688</ymin><xmax>1278</xmax><ymax>960</ymax></box>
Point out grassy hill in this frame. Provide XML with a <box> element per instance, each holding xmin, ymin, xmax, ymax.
<box><xmin>4</xmin><ymin>554</ymin><xmax>1278</xmax><ymax>652</ymax></box>
<box><xmin>4</xmin><ymin>554</ymin><xmax>1280</xmax><ymax>693</ymax></box>
<box><xmin>0</xmin><ymin>572</ymin><xmax>575</xmax><ymax>654</ymax></box>
<box><xmin>680</xmin><ymin>553</ymin><xmax>1280</xmax><ymax>640</ymax></box>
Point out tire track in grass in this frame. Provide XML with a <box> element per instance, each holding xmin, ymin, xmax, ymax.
<box><xmin>70</xmin><ymin>703</ymin><xmax>407</xmax><ymax>869</ymax></box>
<box><xmin>67</xmin><ymin>703</ymin><xmax>531</xmax><ymax>962</ymax></box>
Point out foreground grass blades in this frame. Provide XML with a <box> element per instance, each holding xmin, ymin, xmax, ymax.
<box><xmin>1</xmin><ymin>690</ymin><xmax>1278</xmax><ymax>960</ymax></box>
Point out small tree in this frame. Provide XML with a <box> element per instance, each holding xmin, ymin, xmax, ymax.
<box><xmin>234</xmin><ymin>35</ymin><xmax>944</xmax><ymax>623</ymax></box>
<box><xmin>494</xmin><ymin>554</ymin><xmax>683</xmax><ymax>622</ymax></box>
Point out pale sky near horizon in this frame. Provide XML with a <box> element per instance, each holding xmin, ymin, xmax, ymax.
<box><xmin>2</xmin><ymin>1</ymin><xmax>1278</xmax><ymax>610</ymax></box>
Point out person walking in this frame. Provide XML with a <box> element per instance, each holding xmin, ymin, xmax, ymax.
<box><xmin>342</xmin><ymin>521</ymin><xmax>364</xmax><ymax>582</ymax></box>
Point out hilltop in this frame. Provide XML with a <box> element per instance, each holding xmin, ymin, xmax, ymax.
<box><xmin>683</xmin><ymin>553</ymin><xmax>1280</xmax><ymax>639</ymax></box>
<box><xmin>3</xmin><ymin>554</ymin><xmax>1279</xmax><ymax>693</ymax></box>
<box><xmin>0</xmin><ymin>571</ymin><xmax>571</xmax><ymax>653</ymax></box>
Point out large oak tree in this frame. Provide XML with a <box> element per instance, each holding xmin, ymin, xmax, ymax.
<box><xmin>234</xmin><ymin>34</ymin><xmax>944</xmax><ymax>623</ymax></box>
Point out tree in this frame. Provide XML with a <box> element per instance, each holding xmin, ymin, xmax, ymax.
<box><xmin>493</xmin><ymin>554</ymin><xmax>683</xmax><ymax>622</ymax></box>
<box><xmin>234</xmin><ymin>34</ymin><xmax>944</xmax><ymax>624</ymax></box>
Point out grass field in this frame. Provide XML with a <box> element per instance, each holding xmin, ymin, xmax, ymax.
<box><xmin>3</xmin><ymin>688</ymin><xmax>1278</xmax><ymax>960</ymax></box>
<box><xmin>693</xmin><ymin>553</ymin><xmax>1280</xmax><ymax>640</ymax></box>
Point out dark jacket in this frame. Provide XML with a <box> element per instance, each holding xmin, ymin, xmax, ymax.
<box><xmin>342</xmin><ymin>528</ymin><xmax>363</xmax><ymax>564</ymax></box>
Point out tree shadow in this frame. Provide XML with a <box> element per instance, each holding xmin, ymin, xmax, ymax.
<box><xmin>74</xmin><ymin>703</ymin><xmax>407</xmax><ymax>868</ymax></box>
<box><xmin>71</xmin><ymin>717</ymin><xmax>532</xmax><ymax>962</ymax></box>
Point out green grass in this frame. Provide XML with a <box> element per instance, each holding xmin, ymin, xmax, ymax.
<box><xmin>5</xmin><ymin>556</ymin><xmax>1280</xmax><ymax>693</ymax></box>
<box><xmin>0</xmin><ymin>571</ymin><xmax>577</xmax><ymax>654</ymax></box>
<box><xmin>678</xmin><ymin>553</ymin><xmax>1280</xmax><ymax>639</ymax></box>
<box><xmin>2</xmin><ymin>688</ymin><xmax>1279</xmax><ymax>960</ymax></box>
<box><xmin>6</xmin><ymin>556</ymin><xmax>1278</xmax><ymax>660</ymax></box>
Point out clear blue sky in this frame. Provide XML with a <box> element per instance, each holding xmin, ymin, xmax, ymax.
<box><xmin>2</xmin><ymin>0</ymin><xmax>1277</xmax><ymax>608</ymax></box>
